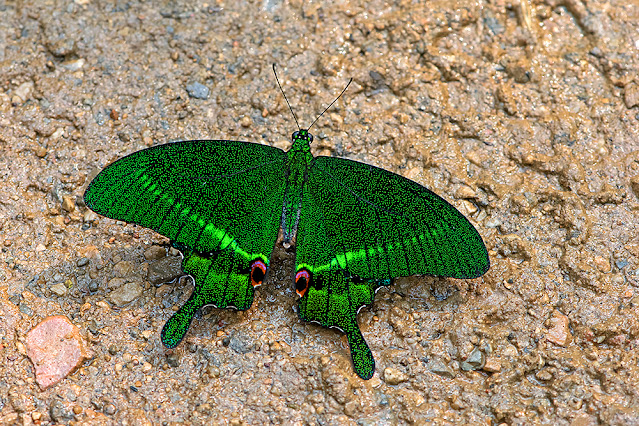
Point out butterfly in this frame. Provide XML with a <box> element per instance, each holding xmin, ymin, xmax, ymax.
<box><xmin>83</xmin><ymin>66</ymin><xmax>489</xmax><ymax>379</ymax></box>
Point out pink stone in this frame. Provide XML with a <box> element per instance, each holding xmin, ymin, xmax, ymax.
<box><xmin>25</xmin><ymin>315</ymin><xmax>93</xmax><ymax>390</ymax></box>
<box><xmin>547</xmin><ymin>311</ymin><xmax>572</xmax><ymax>346</ymax></box>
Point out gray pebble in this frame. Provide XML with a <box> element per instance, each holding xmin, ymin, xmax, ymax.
<box><xmin>461</xmin><ymin>347</ymin><xmax>485</xmax><ymax>371</ymax></box>
<box><xmin>186</xmin><ymin>82</ymin><xmax>209</xmax><ymax>99</ymax></box>
<box><xmin>229</xmin><ymin>330</ymin><xmax>255</xmax><ymax>354</ymax></box>
<box><xmin>108</xmin><ymin>281</ymin><xmax>143</xmax><ymax>306</ymax></box>
<box><xmin>19</xmin><ymin>304</ymin><xmax>33</xmax><ymax>316</ymax></box>
<box><xmin>50</xmin><ymin>400</ymin><xmax>73</xmax><ymax>422</ymax></box>
<box><xmin>148</xmin><ymin>256</ymin><xmax>182</xmax><ymax>285</ymax></box>
<box><xmin>167</xmin><ymin>352</ymin><xmax>180</xmax><ymax>367</ymax></box>
<box><xmin>428</xmin><ymin>359</ymin><xmax>456</xmax><ymax>378</ymax></box>
<box><xmin>104</xmin><ymin>403</ymin><xmax>116</xmax><ymax>415</ymax></box>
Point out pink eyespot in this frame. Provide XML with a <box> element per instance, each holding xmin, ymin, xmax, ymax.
<box><xmin>295</xmin><ymin>269</ymin><xmax>311</xmax><ymax>297</ymax></box>
<box><xmin>250</xmin><ymin>260</ymin><xmax>267</xmax><ymax>287</ymax></box>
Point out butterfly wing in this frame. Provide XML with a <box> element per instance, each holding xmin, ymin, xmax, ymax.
<box><xmin>295</xmin><ymin>156</ymin><xmax>489</xmax><ymax>378</ymax></box>
<box><xmin>84</xmin><ymin>140</ymin><xmax>287</xmax><ymax>346</ymax></box>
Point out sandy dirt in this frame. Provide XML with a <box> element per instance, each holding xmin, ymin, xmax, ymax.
<box><xmin>1</xmin><ymin>0</ymin><xmax>639</xmax><ymax>424</ymax></box>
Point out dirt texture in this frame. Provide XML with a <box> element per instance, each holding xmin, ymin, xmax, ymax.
<box><xmin>1</xmin><ymin>0</ymin><xmax>639</xmax><ymax>425</ymax></box>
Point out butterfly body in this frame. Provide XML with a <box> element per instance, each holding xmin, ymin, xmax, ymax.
<box><xmin>85</xmin><ymin>127</ymin><xmax>489</xmax><ymax>380</ymax></box>
<box><xmin>282</xmin><ymin>129</ymin><xmax>314</xmax><ymax>242</ymax></box>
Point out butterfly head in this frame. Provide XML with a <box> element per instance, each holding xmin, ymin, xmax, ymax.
<box><xmin>292</xmin><ymin>129</ymin><xmax>314</xmax><ymax>144</ymax></box>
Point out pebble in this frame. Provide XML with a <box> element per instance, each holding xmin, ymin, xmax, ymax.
<box><xmin>61</xmin><ymin>58</ymin><xmax>85</xmax><ymax>71</ymax></box>
<box><xmin>113</xmin><ymin>260</ymin><xmax>134</xmax><ymax>277</ymax></box>
<box><xmin>483</xmin><ymin>357</ymin><xmax>502</xmax><ymax>373</ymax></box>
<box><xmin>108</xmin><ymin>281</ymin><xmax>143</xmax><ymax>306</ymax></box>
<box><xmin>50</xmin><ymin>400</ymin><xmax>74</xmax><ymax>422</ymax></box>
<box><xmin>186</xmin><ymin>82</ymin><xmax>210</xmax><ymax>99</ymax></box>
<box><xmin>594</xmin><ymin>256</ymin><xmax>611</xmax><ymax>273</ymax></box>
<box><xmin>108</xmin><ymin>277</ymin><xmax>126</xmax><ymax>289</ymax></box>
<box><xmin>25</xmin><ymin>315</ymin><xmax>93</xmax><ymax>390</ymax></box>
<box><xmin>427</xmin><ymin>360</ymin><xmax>455</xmax><ymax>378</ymax></box>
<box><xmin>83</xmin><ymin>210</ymin><xmax>98</xmax><ymax>223</ymax></box>
<box><xmin>144</xmin><ymin>245</ymin><xmax>166</xmax><ymax>261</ymax></box>
<box><xmin>12</xmin><ymin>81</ymin><xmax>34</xmax><ymax>103</ymax></box>
<box><xmin>34</xmin><ymin>145</ymin><xmax>48</xmax><ymax>158</ymax></box>
<box><xmin>77</xmin><ymin>257</ymin><xmax>90</xmax><ymax>267</ymax></box>
<box><xmin>383</xmin><ymin>367</ymin><xmax>408</xmax><ymax>385</ymax></box>
<box><xmin>229</xmin><ymin>330</ymin><xmax>255</xmax><ymax>354</ymax></box>
<box><xmin>147</xmin><ymin>256</ymin><xmax>182</xmax><ymax>285</ymax></box>
<box><xmin>460</xmin><ymin>347</ymin><xmax>485</xmax><ymax>371</ymax></box>
<box><xmin>455</xmin><ymin>185</ymin><xmax>477</xmax><ymax>199</ymax></box>
<box><xmin>624</xmin><ymin>81</ymin><xmax>639</xmax><ymax>109</ymax></box>
<box><xmin>547</xmin><ymin>311</ymin><xmax>572</xmax><ymax>346</ymax></box>
<box><xmin>166</xmin><ymin>352</ymin><xmax>180</xmax><ymax>367</ymax></box>
<box><xmin>61</xmin><ymin>195</ymin><xmax>76</xmax><ymax>212</ymax></box>
<box><xmin>50</xmin><ymin>282</ymin><xmax>68</xmax><ymax>296</ymax></box>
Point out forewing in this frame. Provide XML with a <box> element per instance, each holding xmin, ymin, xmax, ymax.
<box><xmin>84</xmin><ymin>140</ymin><xmax>287</xmax><ymax>258</ymax></box>
<box><xmin>296</xmin><ymin>156</ymin><xmax>489</xmax><ymax>280</ymax></box>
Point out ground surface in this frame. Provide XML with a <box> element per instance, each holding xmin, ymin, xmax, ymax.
<box><xmin>1</xmin><ymin>0</ymin><xmax>639</xmax><ymax>425</ymax></box>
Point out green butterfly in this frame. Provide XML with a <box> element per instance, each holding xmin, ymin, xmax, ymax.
<box><xmin>84</xmin><ymin>68</ymin><xmax>489</xmax><ymax>379</ymax></box>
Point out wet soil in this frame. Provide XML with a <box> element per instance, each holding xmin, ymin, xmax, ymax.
<box><xmin>1</xmin><ymin>0</ymin><xmax>639</xmax><ymax>424</ymax></box>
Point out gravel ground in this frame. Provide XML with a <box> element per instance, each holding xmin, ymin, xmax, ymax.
<box><xmin>1</xmin><ymin>0</ymin><xmax>639</xmax><ymax>425</ymax></box>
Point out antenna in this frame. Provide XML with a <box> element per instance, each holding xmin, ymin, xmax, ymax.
<box><xmin>272</xmin><ymin>64</ymin><xmax>301</xmax><ymax>131</ymax></box>
<box><xmin>307</xmin><ymin>77</ymin><xmax>352</xmax><ymax>131</ymax></box>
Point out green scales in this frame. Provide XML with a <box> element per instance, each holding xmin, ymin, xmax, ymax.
<box><xmin>84</xmin><ymin>67</ymin><xmax>489</xmax><ymax>379</ymax></box>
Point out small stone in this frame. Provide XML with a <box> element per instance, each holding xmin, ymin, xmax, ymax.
<box><xmin>455</xmin><ymin>185</ymin><xmax>477</xmax><ymax>199</ymax></box>
<box><xmin>594</xmin><ymin>256</ymin><xmax>611</xmax><ymax>273</ymax></box>
<box><xmin>19</xmin><ymin>304</ymin><xmax>34</xmax><ymax>316</ymax></box>
<box><xmin>147</xmin><ymin>256</ymin><xmax>182</xmax><ymax>285</ymax></box>
<box><xmin>547</xmin><ymin>310</ymin><xmax>571</xmax><ymax>346</ymax></box>
<box><xmin>25</xmin><ymin>315</ymin><xmax>93</xmax><ymax>390</ymax></box>
<box><xmin>535</xmin><ymin>368</ymin><xmax>553</xmax><ymax>381</ymax></box>
<box><xmin>50</xmin><ymin>282</ymin><xmax>68</xmax><ymax>296</ymax></box>
<box><xmin>13</xmin><ymin>81</ymin><xmax>34</xmax><ymax>103</ymax></box>
<box><xmin>144</xmin><ymin>245</ymin><xmax>166</xmax><ymax>261</ymax></box>
<box><xmin>483</xmin><ymin>357</ymin><xmax>502</xmax><ymax>373</ymax></box>
<box><xmin>113</xmin><ymin>260</ymin><xmax>134</xmax><ymax>277</ymax></box>
<box><xmin>107</xmin><ymin>277</ymin><xmax>126</xmax><ymax>290</ymax></box>
<box><xmin>460</xmin><ymin>347</ymin><xmax>485</xmax><ymax>371</ymax></box>
<box><xmin>615</xmin><ymin>259</ymin><xmax>629</xmax><ymax>270</ymax></box>
<box><xmin>108</xmin><ymin>281</ymin><xmax>143</xmax><ymax>306</ymax></box>
<box><xmin>50</xmin><ymin>400</ymin><xmax>74</xmax><ymax>423</ymax></box>
<box><xmin>35</xmin><ymin>243</ymin><xmax>46</xmax><ymax>252</ymax></box>
<box><xmin>62</xmin><ymin>195</ymin><xmax>76</xmax><ymax>212</ymax></box>
<box><xmin>166</xmin><ymin>352</ymin><xmax>180</xmax><ymax>367</ymax></box>
<box><xmin>61</xmin><ymin>58</ymin><xmax>85</xmax><ymax>71</ymax></box>
<box><xmin>77</xmin><ymin>257</ymin><xmax>90</xmax><ymax>267</ymax></box>
<box><xmin>229</xmin><ymin>330</ymin><xmax>255</xmax><ymax>354</ymax></box>
<box><xmin>462</xmin><ymin>200</ymin><xmax>478</xmax><ymax>215</ymax></box>
<box><xmin>35</xmin><ymin>145</ymin><xmax>48</xmax><ymax>158</ymax></box>
<box><xmin>186</xmin><ymin>82</ymin><xmax>210</xmax><ymax>100</ymax></box>
<box><xmin>240</xmin><ymin>116</ymin><xmax>252</xmax><ymax>127</ymax></box>
<box><xmin>428</xmin><ymin>360</ymin><xmax>455</xmax><ymax>378</ymax></box>
<box><xmin>83</xmin><ymin>210</ymin><xmax>98</xmax><ymax>223</ymax></box>
<box><xmin>624</xmin><ymin>82</ymin><xmax>639</xmax><ymax>109</ymax></box>
<box><xmin>383</xmin><ymin>367</ymin><xmax>408</xmax><ymax>385</ymax></box>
